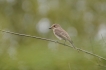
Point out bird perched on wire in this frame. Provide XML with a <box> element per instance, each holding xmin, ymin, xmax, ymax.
<box><xmin>49</xmin><ymin>24</ymin><xmax>78</xmax><ymax>50</ymax></box>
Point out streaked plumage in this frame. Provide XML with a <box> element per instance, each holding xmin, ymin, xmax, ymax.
<box><xmin>49</xmin><ymin>24</ymin><xmax>77</xmax><ymax>49</ymax></box>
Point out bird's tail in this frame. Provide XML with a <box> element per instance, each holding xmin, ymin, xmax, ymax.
<box><xmin>67</xmin><ymin>39</ymin><xmax>78</xmax><ymax>50</ymax></box>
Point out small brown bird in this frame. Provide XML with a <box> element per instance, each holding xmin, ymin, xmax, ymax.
<box><xmin>49</xmin><ymin>24</ymin><xmax>77</xmax><ymax>50</ymax></box>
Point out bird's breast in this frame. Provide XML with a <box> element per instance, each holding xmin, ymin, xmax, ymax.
<box><xmin>53</xmin><ymin>29</ymin><xmax>62</xmax><ymax>40</ymax></box>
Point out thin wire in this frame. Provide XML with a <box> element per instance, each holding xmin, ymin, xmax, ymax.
<box><xmin>0</xmin><ymin>29</ymin><xmax>106</xmax><ymax>61</ymax></box>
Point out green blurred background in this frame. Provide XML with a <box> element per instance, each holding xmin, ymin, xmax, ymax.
<box><xmin>0</xmin><ymin>0</ymin><xmax>106</xmax><ymax>70</ymax></box>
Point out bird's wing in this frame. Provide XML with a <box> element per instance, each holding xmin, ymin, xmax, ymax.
<box><xmin>54</xmin><ymin>28</ymin><xmax>69</xmax><ymax>40</ymax></box>
<box><xmin>54</xmin><ymin>28</ymin><xmax>77</xmax><ymax>49</ymax></box>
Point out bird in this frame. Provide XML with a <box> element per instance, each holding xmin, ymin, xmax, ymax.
<box><xmin>49</xmin><ymin>24</ymin><xmax>78</xmax><ymax>50</ymax></box>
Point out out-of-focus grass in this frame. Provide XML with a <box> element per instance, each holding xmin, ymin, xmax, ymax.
<box><xmin>0</xmin><ymin>0</ymin><xmax>106</xmax><ymax>70</ymax></box>
<box><xmin>0</xmin><ymin>39</ymin><xmax>106</xmax><ymax>70</ymax></box>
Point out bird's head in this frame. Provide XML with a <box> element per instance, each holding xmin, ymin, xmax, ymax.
<box><xmin>49</xmin><ymin>24</ymin><xmax>60</xmax><ymax>29</ymax></box>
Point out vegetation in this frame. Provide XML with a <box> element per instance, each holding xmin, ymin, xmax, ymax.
<box><xmin>0</xmin><ymin>0</ymin><xmax>106</xmax><ymax>70</ymax></box>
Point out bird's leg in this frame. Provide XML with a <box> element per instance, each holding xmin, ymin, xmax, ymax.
<box><xmin>64</xmin><ymin>40</ymin><xmax>66</xmax><ymax>45</ymax></box>
<box><xmin>55</xmin><ymin>40</ymin><xmax>58</xmax><ymax>43</ymax></box>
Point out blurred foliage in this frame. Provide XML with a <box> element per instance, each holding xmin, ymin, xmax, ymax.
<box><xmin>0</xmin><ymin>0</ymin><xmax>106</xmax><ymax>70</ymax></box>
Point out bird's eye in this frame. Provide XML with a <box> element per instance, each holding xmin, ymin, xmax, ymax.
<box><xmin>54</xmin><ymin>25</ymin><xmax>56</xmax><ymax>27</ymax></box>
